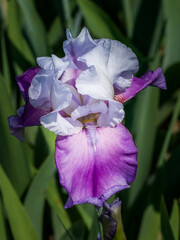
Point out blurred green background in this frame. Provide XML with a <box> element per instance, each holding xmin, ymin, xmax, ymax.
<box><xmin>0</xmin><ymin>0</ymin><xmax>180</xmax><ymax>239</ymax></box>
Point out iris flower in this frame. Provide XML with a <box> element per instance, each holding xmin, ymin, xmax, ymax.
<box><xmin>8</xmin><ymin>27</ymin><xmax>166</xmax><ymax>208</ymax></box>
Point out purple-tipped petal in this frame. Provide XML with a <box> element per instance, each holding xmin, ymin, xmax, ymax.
<box><xmin>8</xmin><ymin>102</ymin><xmax>48</xmax><ymax>142</ymax></box>
<box><xmin>16</xmin><ymin>67</ymin><xmax>40</xmax><ymax>101</ymax></box>
<box><xmin>55</xmin><ymin>123</ymin><xmax>137</xmax><ymax>208</ymax></box>
<box><xmin>114</xmin><ymin>68</ymin><xmax>167</xmax><ymax>103</ymax></box>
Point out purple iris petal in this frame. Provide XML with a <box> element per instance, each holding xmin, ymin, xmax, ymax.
<box><xmin>114</xmin><ymin>68</ymin><xmax>167</xmax><ymax>103</ymax></box>
<box><xmin>16</xmin><ymin>67</ymin><xmax>40</xmax><ymax>101</ymax></box>
<box><xmin>8</xmin><ymin>102</ymin><xmax>49</xmax><ymax>142</ymax></box>
<box><xmin>55</xmin><ymin>123</ymin><xmax>137</xmax><ymax>208</ymax></box>
<box><xmin>8</xmin><ymin>67</ymin><xmax>48</xmax><ymax>142</ymax></box>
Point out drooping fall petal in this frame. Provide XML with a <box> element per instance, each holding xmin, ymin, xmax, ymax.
<box><xmin>55</xmin><ymin>123</ymin><xmax>137</xmax><ymax>208</ymax></box>
<box><xmin>114</xmin><ymin>68</ymin><xmax>167</xmax><ymax>103</ymax></box>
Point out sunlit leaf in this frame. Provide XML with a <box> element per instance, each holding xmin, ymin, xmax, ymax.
<box><xmin>0</xmin><ymin>166</ymin><xmax>39</xmax><ymax>240</ymax></box>
<box><xmin>24</xmin><ymin>154</ymin><xmax>56</xmax><ymax>239</ymax></box>
<box><xmin>0</xmin><ymin>197</ymin><xmax>7</xmax><ymax>240</ymax></box>
<box><xmin>15</xmin><ymin>0</ymin><xmax>49</xmax><ymax>56</ymax></box>
<box><xmin>170</xmin><ymin>200</ymin><xmax>179</xmax><ymax>240</ymax></box>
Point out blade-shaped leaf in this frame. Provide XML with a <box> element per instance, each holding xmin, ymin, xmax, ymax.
<box><xmin>24</xmin><ymin>154</ymin><xmax>56</xmax><ymax>239</ymax></box>
<box><xmin>138</xmin><ymin>204</ymin><xmax>160</xmax><ymax>240</ymax></box>
<box><xmin>46</xmin><ymin>178</ymin><xmax>71</xmax><ymax>230</ymax></box>
<box><xmin>0</xmin><ymin>197</ymin><xmax>7</xmax><ymax>240</ymax></box>
<box><xmin>163</xmin><ymin>0</ymin><xmax>180</xmax><ymax>69</ymax></box>
<box><xmin>77</xmin><ymin>0</ymin><xmax>127</xmax><ymax>42</ymax></box>
<box><xmin>127</xmin><ymin>88</ymin><xmax>159</xmax><ymax>206</ymax></box>
<box><xmin>0</xmin><ymin>165</ymin><xmax>39</xmax><ymax>240</ymax></box>
<box><xmin>0</xmin><ymin>74</ymin><xmax>31</xmax><ymax>196</ymax></box>
<box><xmin>15</xmin><ymin>0</ymin><xmax>49</xmax><ymax>56</ymax></box>
<box><xmin>161</xmin><ymin>197</ymin><xmax>175</xmax><ymax>240</ymax></box>
<box><xmin>170</xmin><ymin>200</ymin><xmax>179</xmax><ymax>240</ymax></box>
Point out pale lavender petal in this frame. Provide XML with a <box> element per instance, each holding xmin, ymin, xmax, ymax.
<box><xmin>114</xmin><ymin>68</ymin><xmax>167</xmax><ymax>103</ymax></box>
<box><xmin>51</xmin><ymin>80</ymin><xmax>72</xmax><ymax>111</ymax></box>
<box><xmin>16</xmin><ymin>67</ymin><xmax>40</xmax><ymax>101</ymax></box>
<box><xmin>55</xmin><ymin>123</ymin><xmax>137</xmax><ymax>208</ymax></box>
<box><xmin>8</xmin><ymin>102</ymin><xmax>48</xmax><ymax>142</ymax></box>
<box><xmin>76</xmin><ymin>66</ymin><xmax>114</xmax><ymax>100</ymax></box>
<box><xmin>63</xmin><ymin>27</ymin><xmax>96</xmax><ymax>68</ymax></box>
<box><xmin>71</xmin><ymin>102</ymin><xmax>107</xmax><ymax>121</ymax></box>
<box><xmin>60</xmin><ymin>68</ymin><xmax>82</xmax><ymax>87</ymax></box>
<box><xmin>97</xmin><ymin>100</ymin><xmax>124</xmax><ymax>127</ymax></box>
<box><xmin>40</xmin><ymin>111</ymin><xmax>83</xmax><ymax>136</ymax></box>
<box><xmin>79</xmin><ymin>39</ymin><xmax>139</xmax><ymax>92</ymax></box>
<box><xmin>28</xmin><ymin>69</ymin><xmax>54</xmax><ymax>110</ymax></box>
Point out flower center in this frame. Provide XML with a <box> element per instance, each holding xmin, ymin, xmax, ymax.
<box><xmin>80</xmin><ymin>113</ymin><xmax>99</xmax><ymax>127</ymax></box>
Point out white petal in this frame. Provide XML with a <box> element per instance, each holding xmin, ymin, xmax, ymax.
<box><xmin>51</xmin><ymin>80</ymin><xmax>72</xmax><ymax>111</ymax></box>
<box><xmin>97</xmin><ymin>100</ymin><xmax>125</xmax><ymax>127</ymax></box>
<box><xmin>40</xmin><ymin>112</ymin><xmax>83</xmax><ymax>136</ymax></box>
<box><xmin>37</xmin><ymin>57</ymin><xmax>54</xmax><ymax>70</ymax></box>
<box><xmin>79</xmin><ymin>39</ymin><xmax>139</xmax><ymax>92</ymax></box>
<box><xmin>28</xmin><ymin>69</ymin><xmax>53</xmax><ymax>110</ymax></box>
<box><xmin>63</xmin><ymin>27</ymin><xmax>96</xmax><ymax>60</ymax></box>
<box><xmin>71</xmin><ymin>101</ymin><xmax>107</xmax><ymax>120</ymax></box>
<box><xmin>76</xmin><ymin>66</ymin><xmax>114</xmax><ymax>100</ymax></box>
<box><xmin>62</xmin><ymin>85</ymin><xmax>82</xmax><ymax>115</ymax></box>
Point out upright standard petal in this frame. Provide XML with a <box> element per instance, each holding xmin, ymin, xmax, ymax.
<box><xmin>55</xmin><ymin>123</ymin><xmax>137</xmax><ymax>208</ymax></box>
<box><xmin>76</xmin><ymin>66</ymin><xmax>114</xmax><ymax>100</ymax></box>
<box><xmin>63</xmin><ymin>27</ymin><xmax>96</xmax><ymax>65</ymax></box>
<box><xmin>114</xmin><ymin>68</ymin><xmax>167</xmax><ymax>103</ymax></box>
<box><xmin>79</xmin><ymin>39</ymin><xmax>139</xmax><ymax>92</ymax></box>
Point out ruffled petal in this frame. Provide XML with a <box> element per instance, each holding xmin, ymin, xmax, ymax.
<box><xmin>40</xmin><ymin>111</ymin><xmax>83</xmax><ymax>136</ymax></box>
<box><xmin>8</xmin><ymin>102</ymin><xmax>48</xmax><ymax>142</ymax></box>
<box><xmin>28</xmin><ymin>69</ymin><xmax>54</xmax><ymax>110</ymax></box>
<box><xmin>51</xmin><ymin>80</ymin><xmax>72</xmax><ymax>111</ymax></box>
<box><xmin>79</xmin><ymin>39</ymin><xmax>139</xmax><ymax>92</ymax></box>
<box><xmin>63</xmin><ymin>27</ymin><xmax>96</xmax><ymax>65</ymax></box>
<box><xmin>97</xmin><ymin>100</ymin><xmax>124</xmax><ymax>127</ymax></box>
<box><xmin>76</xmin><ymin>66</ymin><xmax>114</xmax><ymax>100</ymax></box>
<box><xmin>114</xmin><ymin>68</ymin><xmax>167</xmax><ymax>103</ymax></box>
<box><xmin>16</xmin><ymin>67</ymin><xmax>40</xmax><ymax>101</ymax></box>
<box><xmin>71</xmin><ymin>101</ymin><xmax>107</xmax><ymax>120</ymax></box>
<box><xmin>55</xmin><ymin>123</ymin><xmax>137</xmax><ymax>208</ymax></box>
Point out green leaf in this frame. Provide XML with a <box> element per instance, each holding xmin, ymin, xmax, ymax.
<box><xmin>7</xmin><ymin>0</ymin><xmax>34</xmax><ymax>65</ymax></box>
<box><xmin>51</xmin><ymin>210</ymin><xmax>69</xmax><ymax>240</ymax></box>
<box><xmin>76</xmin><ymin>0</ymin><xmax>126</xmax><ymax>41</ymax></box>
<box><xmin>0</xmin><ymin>197</ymin><xmax>7</xmax><ymax>240</ymax></box>
<box><xmin>122</xmin><ymin>0</ymin><xmax>133</xmax><ymax>38</ymax></box>
<box><xmin>1</xmin><ymin>29</ymin><xmax>11</xmax><ymax>93</ymax></box>
<box><xmin>161</xmin><ymin>197</ymin><xmax>175</xmax><ymax>240</ymax></box>
<box><xmin>138</xmin><ymin>204</ymin><xmax>160</xmax><ymax>240</ymax></box>
<box><xmin>157</xmin><ymin>91</ymin><xmax>180</xmax><ymax>168</ymax></box>
<box><xmin>0</xmin><ymin>165</ymin><xmax>39</xmax><ymax>240</ymax></box>
<box><xmin>48</xmin><ymin>16</ymin><xmax>63</xmax><ymax>47</ymax></box>
<box><xmin>163</xmin><ymin>0</ymin><xmax>180</xmax><ymax>69</ymax></box>
<box><xmin>88</xmin><ymin>210</ymin><xmax>99</xmax><ymax>240</ymax></box>
<box><xmin>61</xmin><ymin>221</ymin><xmax>85</xmax><ymax>240</ymax></box>
<box><xmin>0</xmin><ymin>74</ymin><xmax>31</xmax><ymax>196</ymax></box>
<box><xmin>170</xmin><ymin>200</ymin><xmax>179</xmax><ymax>240</ymax></box>
<box><xmin>127</xmin><ymin>88</ymin><xmax>160</xmax><ymax>206</ymax></box>
<box><xmin>24</xmin><ymin>154</ymin><xmax>56</xmax><ymax>239</ymax></box>
<box><xmin>76</xmin><ymin>204</ymin><xmax>94</xmax><ymax>230</ymax></box>
<box><xmin>46</xmin><ymin>178</ymin><xmax>71</xmax><ymax>230</ymax></box>
<box><xmin>15</xmin><ymin>0</ymin><xmax>49</xmax><ymax>56</ymax></box>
